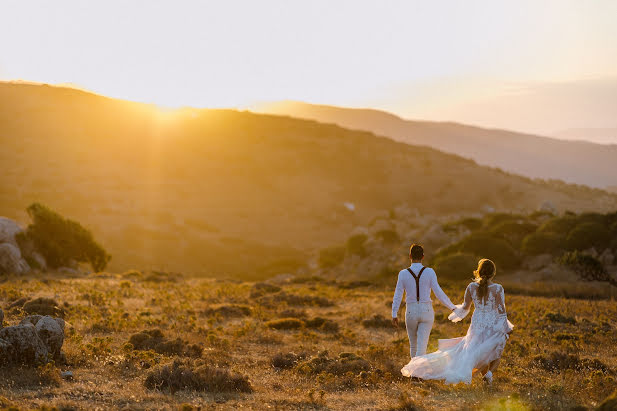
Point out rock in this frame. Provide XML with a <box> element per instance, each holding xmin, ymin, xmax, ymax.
<box><xmin>599</xmin><ymin>249</ymin><xmax>614</xmax><ymax>266</ymax></box>
<box><xmin>61</xmin><ymin>370</ymin><xmax>73</xmax><ymax>381</ymax></box>
<box><xmin>34</xmin><ymin>316</ymin><xmax>65</xmax><ymax>359</ymax></box>
<box><xmin>523</xmin><ymin>254</ymin><xmax>553</xmax><ymax>271</ymax></box>
<box><xmin>0</xmin><ymin>322</ymin><xmax>49</xmax><ymax>364</ymax></box>
<box><xmin>0</xmin><ymin>243</ymin><xmax>30</xmax><ymax>275</ymax></box>
<box><xmin>0</xmin><ymin>217</ymin><xmax>23</xmax><ymax>248</ymax></box>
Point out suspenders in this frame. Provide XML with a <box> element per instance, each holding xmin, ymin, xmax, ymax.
<box><xmin>406</xmin><ymin>266</ymin><xmax>427</xmax><ymax>302</ymax></box>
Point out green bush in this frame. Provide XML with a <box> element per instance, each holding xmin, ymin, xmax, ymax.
<box><xmin>455</xmin><ymin>232</ymin><xmax>519</xmax><ymax>270</ymax></box>
<box><xmin>538</xmin><ymin>216</ymin><xmax>579</xmax><ymax>236</ymax></box>
<box><xmin>566</xmin><ymin>222</ymin><xmax>611</xmax><ymax>251</ymax></box>
<box><xmin>442</xmin><ymin>217</ymin><xmax>482</xmax><ymax>233</ymax></box>
<box><xmin>375</xmin><ymin>229</ymin><xmax>400</xmax><ymax>244</ymax></box>
<box><xmin>433</xmin><ymin>253</ymin><xmax>479</xmax><ymax>280</ymax></box>
<box><xmin>521</xmin><ymin>232</ymin><xmax>564</xmax><ymax>255</ymax></box>
<box><xmin>483</xmin><ymin>213</ymin><xmax>524</xmax><ymax>229</ymax></box>
<box><xmin>319</xmin><ymin>246</ymin><xmax>345</xmax><ymax>268</ymax></box>
<box><xmin>346</xmin><ymin>234</ymin><xmax>368</xmax><ymax>256</ymax></box>
<box><xmin>490</xmin><ymin>221</ymin><xmax>538</xmax><ymax>248</ymax></box>
<box><xmin>21</xmin><ymin>203</ymin><xmax>110</xmax><ymax>271</ymax></box>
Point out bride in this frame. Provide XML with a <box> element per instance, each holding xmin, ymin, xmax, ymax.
<box><xmin>401</xmin><ymin>258</ymin><xmax>513</xmax><ymax>385</ymax></box>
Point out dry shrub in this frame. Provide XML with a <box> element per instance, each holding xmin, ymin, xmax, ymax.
<box><xmin>275</xmin><ymin>292</ymin><xmax>334</xmax><ymax>307</ymax></box>
<box><xmin>532</xmin><ymin>351</ymin><xmax>611</xmax><ymax>373</ymax></box>
<box><xmin>271</xmin><ymin>352</ymin><xmax>307</xmax><ymax>370</ymax></box>
<box><xmin>296</xmin><ymin>351</ymin><xmax>371</xmax><ymax>376</ymax></box>
<box><xmin>544</xmin><ymin>312</ymin><xmax>576</xmax><ymax>324</ymax></box>
<box><xmin>22</xmin><ymin>297</ymin><xmax>65</xmax><ymax>318</ymax></box>
<box><xmin>305</xmin><ymin>317</ymin><xmax>339</xmax><ymax>333</ymax></box>
<box><xmin>203</xmin><ymin>304</ymin><xmax>252</xmax><ymax>318</ymax></box>
<box><xmin>362</xmin><ymin>314</ymin><xmax>391</xmax><ymax>329</ymax></box>
<box><xmin>266</xmin><ymin>318</ymin><xmax>304</xmax><ymax>330</ymax></box>
<box><xmin>337</xmin><ymin>280</ymin><xmax>371</xmax><ymax>289</ymax></box>
<box><xmin>144</xmin><ymin>359</ymin><xmax>252</xmax><ymax>393</ymax></box>
<box><xmin>128</xmin><ymin>329</ymin><xmax>202</xmax><ymax>357</ymax></box>
<box><xmin>250</xmin><ymin>282</ymin><xmax>281</xmax><ymax>298</ymax></box>
<box><xmin>278</xmin><ymin>309</ymin><xmax>307</xmax><ymax>318</ymax></box>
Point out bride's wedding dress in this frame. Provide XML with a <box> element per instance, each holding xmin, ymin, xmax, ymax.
<box><xmin>401</xmin><ymin>282</ymin><xmax>513</xmax><ymax>384</ymax></box>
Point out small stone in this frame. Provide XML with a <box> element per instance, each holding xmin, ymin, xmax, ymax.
<box><xmin>61</xmin><ymin>371</ymin><xmax>73</xmax><ymax>381</ymax></box>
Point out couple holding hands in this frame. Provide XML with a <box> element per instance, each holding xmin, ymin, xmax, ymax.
<box><xmin>391</xmin><ymin>244</ymin><xmax>514</xmax><ymax>385</ymax></box>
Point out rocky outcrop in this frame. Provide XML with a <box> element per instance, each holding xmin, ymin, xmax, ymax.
<box><xmin>0</xmin><ymin>218</ymin><xmax>22</xmax><ymax>248</ymax></box>
<box><xmin>0</xmin><ymin>243</ymin><xmax>29</xmax><ymax>275</ymax></box>
<box><xmin>0</xmin><ymin>308</ymin><xmax>65</xmax><ymax>365</ymax></box>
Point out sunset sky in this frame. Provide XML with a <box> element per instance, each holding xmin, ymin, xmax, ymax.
<box><xmin>1</xmin><ymin>0</ymin><xmax>616</xmax><ymax>141</ymax></box>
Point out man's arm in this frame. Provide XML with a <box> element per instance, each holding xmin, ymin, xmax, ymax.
<box><xmin>391</xmin><ymin>271</ymin><xmax>404</xmax><ymax>326</ymax></box>
<box><xmin>430</xmin><ymin>270</ymin><xmax>456</xmax><ymax>311</ymax></box>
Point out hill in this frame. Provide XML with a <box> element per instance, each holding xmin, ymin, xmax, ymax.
<box><xmin>1</xmin><ymin>82</ymin><xmax>616</xmax><ymax>276</ymax></box>
<box><xmin>254</xmin><ymin>101</ymin><xmax>617</xmax><ymax>189</ymax></box>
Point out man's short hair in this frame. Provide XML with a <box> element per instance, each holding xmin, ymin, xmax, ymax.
<box><xmin>410</xmin><ymin>244</ymin><xmax>424</xmax><ymax>260</ymax></box>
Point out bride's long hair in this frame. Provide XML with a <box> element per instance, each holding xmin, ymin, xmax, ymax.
<box><xmin>473</xmin><ymin>259</ymin><xmax>496</xmax><ymax>302</ymax></box>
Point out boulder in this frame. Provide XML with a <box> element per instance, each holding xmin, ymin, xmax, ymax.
<box><xmin>0</xmin><ymin>217</ymin><xmax>23</xmax><ymax>248</ymax></box>
<box><xmin>0</xmin><ymin>243</ymin><xmax>30</xmax><ymax>274</ymax></box>
<box><xmin>0</xmin><ymin>322</ymin><xmax>49</xmax><ymax>364</ymax></box>
<box><xmin>34</xmin><ymin>316</ymin><xmax>65</xmax><ymax>359</ymax></box>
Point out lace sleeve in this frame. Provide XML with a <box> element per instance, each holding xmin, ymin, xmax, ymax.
<box><xmin>448</xmin><ymin>283</ymin><xmax>473</xmax><ymax>322</ymax></box>
<box><xmin>494</xmin><ymin>284</ymin><xmax>514</xmax><ymax>332</ymax></box>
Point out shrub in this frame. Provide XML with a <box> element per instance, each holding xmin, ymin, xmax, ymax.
<box><xmin>544</xmin><ymin>312</ymin><xmax>576</xmax><ymax>325</ymax></box>
<box><xmin>346</xmin><ymin>234</ymin><xmax>368</xmax><ymax>256</ymax></box>
<box><xmin>538</xmin><ymin>216</ymin><xmax>579</xmax><ymax>236</ymax></box>
<box><xmin>558</xmin><ymin>251</ymin><xmax>616</xmax><ymax>287</ymax></box>
<box><xmin>442</xmin><ymin>217</ymin><xmax>482</xmax><ymax>233</ymax></box>
<box><xmin>483</xmin><ymin>213</ymin><xmax>524</xmax><ymax>229</ymax></box>
<box><xmin>271</xmin><ymin>352</ymin><xmax>306</xmax><ymax>369</ymax></box>
<box><xmin>305</xmin><ymin>317</ymin><xmax>339</xmax><ymax>333</ymax></box>
<box><xmin>21</xmin><ymin>203</ymin><xmax>110</xmax><ymax>271</ymax></box>
<box><xmin>455</xmin><ymin>233</ymin><xmax>519</xmax><ymax>270</ymax></box>
<box><xmin>319</xmin><ymin>246</ymin><xmax>345</xmax><ymax>268</ymax></box>
<box><xmin>128</xmin><ymin>329</ymin><xmax>202</xmax><ymax>357</ymax></box>
<box><xmin>490</xmin><ymin>221</ymin><xmax>538</xmax><ymax>248</ymax></box>
<box><xmin>22</xmin><ymin>297</ymin><xmax>65</xmax><ymax>318</ymax></box>
<box><xmin>362</xmin><ymin>314</ymin><xmax>391</xmax><ymax>329</ymax></box>
<box><xmin>532</xmin><ymin>351</ymin><xmax>610</xmax><ymax>373</ymax></box>
<box><xmin>521</xmin><ymin>232</ymin><xmax>563</xmax><ymax>255</ymax></box>
<box><xmin>203</xmin><ymin>304</ymin><xmax>252</xmax><ymax>318</ymax></box>
<box><xmin>266</xmin><ymin>318</ymin><xmax>304</xmax><ymax>330</ymax></box>
<box><xmin>249</xmin><ymin>282</ymin><xmax>281</xmax><ymax>298</ymax></box>
<box><xmin>375</xmin><ymin>229</ymin><xmax>400</xmax><ymax>244</ymax></box>
<box><xmin>296</xmin><ymin>352</ymin><xmax>371</xmax><ymax>376</ymax></box>
<box><xmin>432</xmin><ymin>253</ymin><xmax>479</xmax><ymax>280</ymax></box>
<box><xmin>566</xmin><ymin>222</ymin><xmax>611</xmax><ymax>251</ymax></box>
<box><xmin>144</xmin><ymin>359</ymin><xmax>252</xmax><ymax>393</ymax></box>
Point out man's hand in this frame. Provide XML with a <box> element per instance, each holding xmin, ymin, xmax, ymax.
<box><xmin>392</xmin><ymin>317</ymin><xmax>399</xmax><ymax>328</ymax></box>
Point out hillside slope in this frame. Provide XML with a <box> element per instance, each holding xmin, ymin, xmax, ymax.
<box><xmin>1</xmin><ymin>82</ymin><xmax>616</xmax><ymax>276</ymax></box>
<box><xmin>254</xmin><ymin>101</ymin><xmax>617</xmax><ymax>188</ymax></box>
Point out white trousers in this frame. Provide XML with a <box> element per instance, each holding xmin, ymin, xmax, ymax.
<box><xmin>405</xmin><ymin>302</ymin><xmax>435</xmax><ymax>358</ymax></box>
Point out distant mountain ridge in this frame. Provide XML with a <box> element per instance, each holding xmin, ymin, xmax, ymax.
<box><xmin>254</xmin><ymin>101</ymin><xmax>617</xmax><ymax>189</ymax></box>
<box><xmin>1</xmin><ymin>82</ymin><xmax>616</xmax><ymax>276</ymax></box>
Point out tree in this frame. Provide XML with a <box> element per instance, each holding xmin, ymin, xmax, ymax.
<box><xmin>21</xmin><ymin>203</ymin><xmax>111</xmax><ymax>272</ymax></box>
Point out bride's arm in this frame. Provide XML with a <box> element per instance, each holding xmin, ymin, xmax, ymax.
<box><xmin>495</xmin><ymin>284</ymin><xmax>514</xmax><ymax>333</ymax></box>
<box><xmin>448</xmin><ymin>283</ymin><xmax>473</xmax><ymax>322</ymax></box>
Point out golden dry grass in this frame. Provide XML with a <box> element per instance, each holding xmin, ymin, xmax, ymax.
<box><xmin>0</xmin><ymin>270</ymin><xmax>615</xmax><ymax>410</ymax></box>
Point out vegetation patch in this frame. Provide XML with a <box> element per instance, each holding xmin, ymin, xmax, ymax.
<box><xmin>362</xmin><ymin>314</ymin><xmax>392</xmax><ymax>329</ymax></box>
<box><xmin>544</xmin><ymin>312</ymin><xmax>576</xmax><ymax>325</ymax></box>
<box><xmin>532</xmin><ymin>351</ymin><xmax>611</xmax><ymax>373</ymax></box>
<box><xmin>271</xmin><ymin>352</ymin><xmax>307</xmax><ymax>370</ymax></box>
<box><xmin>203</xmin><ymin>304</ymin><xmax>252</xmax><ymax>318</ymax></box>
<box><xmin>22</xmin><ymin>297</ymin><xmax>65</xmax><ymax>318</ymax></box>
<box><xmin>266</xmin><ymin>318</ymin><xmax>304</xmax><ymax>330</ymax></box>
<box><xmin>319</xmin><ymin>246</ymin><xmax>345</xmax><ymax>268</ymax></box>
<box><xmin>144</xmin><ymin>359</ymin><xmax>252</xmax><ymax>393</ymax></box>
<box><xmin>305</xmin><ymin>317</ymin><xmax>339</xmax><ymax>333</ymax></box>
<box><xmin>128</xmin><ymin>329</ymin><xmax>203</xmax><ymax>357</ymax></box>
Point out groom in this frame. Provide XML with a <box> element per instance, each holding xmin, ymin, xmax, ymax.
<box><xmin>392</xmin><ymin>244</ymin><xmax>457</xmax><ymax>359</ymax></box>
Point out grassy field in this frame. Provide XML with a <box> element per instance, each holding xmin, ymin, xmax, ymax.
<box><xmin>0</xmin><ymin>270</ymin><xmax>615</xmax><ymax>410</ymax></box>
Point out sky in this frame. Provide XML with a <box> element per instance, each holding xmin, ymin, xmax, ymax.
<box><xmin>1</xmin><ymin>0</ymin><xmax>616</xmax><ymax>142</ymax></box>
